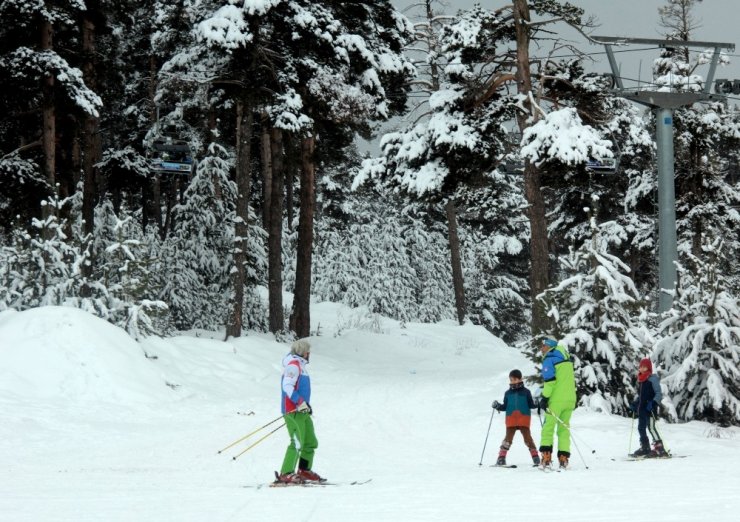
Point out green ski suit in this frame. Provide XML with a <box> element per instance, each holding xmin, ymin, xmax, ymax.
<box><xmin>539</xmin><ymin>345</ymin><xmax>576</xmax><ymax>455</ymax></box>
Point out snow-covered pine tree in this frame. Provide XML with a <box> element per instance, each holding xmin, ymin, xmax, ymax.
<box><xmin>0</xmin><ymin>0</ymin><xmax>102</xmax><ymax>226</ymax></box>
<box><xmin>652</xmin><ymin>237</ymin><xmax>740</xmax><ymax>426</ymax></box>
<box><xmin>0</xmin><ymin>154</ymin><xmax>46</xmax><ymax>232</ymax></box>
<box><xmin>461</xmin><ymin>229</ymin><xmax>528</xmax><ymax>342</ymax></box>
<box><xmin>536</xmin><ymin>201</ymin><xmax>649</xmax><ymax>414</ymax></box>
<box><xmin>355</xmin><ymin>4</ymin><xmax>527</xmax><ymax>334</ymax></box>
<box><xmin>652</xmin><ymin>0</ymin><xmax>740</xmax><ymax>264</ymax></box>
<box><xmin>0</xmin><ymin>193</ymin><xmax>85</xmax><ymax>310</ymax></box>
<box><xmin>403</xmin><ymin>211</ymin><xmax>456</xmax><ymax>323</ymax></box>
<box><xmin>604</xmin><ymin>99</ymin><xmax>657</xmax><ymax>299</ymax></box>
<box><xmin>159</xmin><ymin>142</ymin><xmax>236</xmax><ymax>330</ymax></box>
<box><xmin>538</xmin><ymin>62</ymin><xmax>641</xmax><ymax>253</ymax></box>
<box><xmin>86</xmin><ymin>199</ymin><xmax>169</xmax><ymax>338</ymax></box>
<box><xmin>313</xmin><ymin>196</ymin><xmax>424</xmax><ymax>324</ymax></box>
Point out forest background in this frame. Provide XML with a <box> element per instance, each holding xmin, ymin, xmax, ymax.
<box><xmin>0</xmin><ymin>0</ymin><xmax>738</xmax><ymax>427</ymax></box>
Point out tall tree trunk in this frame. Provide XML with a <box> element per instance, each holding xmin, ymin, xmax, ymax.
<box><xmin>225</xmin><ymin>98</ymin><xmax>253</xmax><ymax>339</ymax></box>
<box><xmin>290</xmin><ymin>134</ymin><xmax>316</xmax><ymax>338</ymax></box>
<box><xmin>445</xmin><ymin>200</ymin><xmax>466</xmax><ymax>325</ymax></box>
<box><xmin>162</xmin><ymin>177</ymin><xmax>178</xmax><ymax>239</ymax></box>
<box><xmin>285</xmin><ymin>135</ymin><xmax>295</xmax><ymax>230</ymax></box>
<box><xmin>147</xmin><ymin>55</ymin><xmax>162</xmax><ymax>236</ymax></box>
<box><xmin>268</xmin><ymin>127</ymin><xmax>285</xmax><ymax>333</ymax></box>
<box><xmin>261</xmin><ymin>112</ymin><xmax>273</xmax><ymax>230</ymax></box>
<box><xmin>513</xmin><ymin>0</ymin><xmax>550</xmax><ymax>338</ymax></box>
<box><xmin>142</xmin><ymin>175</ymin><xmax>162</xmax><ymax>234</ymax></box>
<box><xmin>41</xmin><ymin>18</ymin><xmax>55</xmax><ymax>233</ymax></box>
<box><xmin>81</xmin><ymin>14</ymin><xmax>99</xmax><ymax>283</ymax></box>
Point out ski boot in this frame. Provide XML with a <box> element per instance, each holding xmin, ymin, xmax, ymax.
<box><xmin>540</xmin><ymin>450</ymin><xmax>552</xmax><ymax>469</ymax></box>
<box><xmin>275</xmin><ymin>472</ymin><xmax>303</xmax><ymax>484</ymax></box>
<box><xmin>530</xmin><ymin>449</ymin><xmax>541</xmax><ymax>466</ymax></box>
<box><xmin>557</xmin><ymin>451</ymin><xmax>570</xmax><ymax>470</ymax></box>
<box><xmin>297</xmin><ymin>468</ymin><xmax>326</xmax><ymax>483</ymax></box>
<box><xmin>651</xmin><ymin>440</ymin><xmax>669</xmax><ymax>458</ymax></box>
<box><xmin>631</xmin><ymin>442</ymin><xmax>652</xmax><ymax>458</ymax></box>
<box><xmin>495</xmin><ymin>456</ymin><xmax>507</xmax><ymax>466</ymax></box>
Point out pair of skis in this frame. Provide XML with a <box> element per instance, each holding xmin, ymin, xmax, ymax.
<box><xmin>257</xmin><ymin>471</ymin><xmax>372</xmax><ymax>488</ymax></box>
<box><xmin>269</xmin><ymin>478</ymin><xmax>373</xmax><ymax>488</ymax></box>
<box><xmin>621</xmin><ymin>453</ymin><xmax>688</xmax><ymax>462</ymax></box>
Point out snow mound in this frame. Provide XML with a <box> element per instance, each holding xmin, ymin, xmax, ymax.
<box><xmin>0</xmin><ymin>306</ymin><xmax>170</xmax><ymax>405</ymax></box>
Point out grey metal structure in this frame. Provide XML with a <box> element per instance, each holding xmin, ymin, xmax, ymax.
<box><xmin>591</xmin><ymin>36</ymin><xmax>735</xmax><ymax>312</ymax></box>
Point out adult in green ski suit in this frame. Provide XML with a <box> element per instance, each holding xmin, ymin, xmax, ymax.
<box><xmin>276</xmin><ymin>339</ymin><xmax>324</xmax><ymax>483</ymax></box>
<box><xmin>538</xmin><ymin>339</ymin><xmax>576</xmax><ymax>468</ymax></box>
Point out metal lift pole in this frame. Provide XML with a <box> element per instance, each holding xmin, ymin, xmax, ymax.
<box><xmin>591</xmin><ymin>36</ymin><xmax>735</xmax><ymax>312</ymax></box>
<box><xmin>655</xmin><ymin>107</ymin><xmax>677</xmax><ymax>312</ymax></box>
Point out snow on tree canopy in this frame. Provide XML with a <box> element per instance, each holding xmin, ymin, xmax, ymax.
<box><xmin>520</xmin><ymin>107</ymin><xmax>613</xmax><ymax>167</ymax></box>
<box><xmin>197</xmin><ymin>2</ymin><xmax>291</xmax><ymax>48</ymax></box>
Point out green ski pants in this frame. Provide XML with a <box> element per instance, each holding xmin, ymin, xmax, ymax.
<box><xmin>280</xmin><ymin>412</ymin><xmax>318</xmax><ymax>474</ymax></box>
<box><xmin>539</xmin><ymin>403</ymin><xmax>573</xmax><ymax>454</ymax></box>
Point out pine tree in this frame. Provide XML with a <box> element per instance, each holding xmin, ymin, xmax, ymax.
<box><xmin>0</xmin><ymin>0</ymin><xmax>102</xmax><ymax>221</ymax></box>
<box><xmin>355</xmin><ymin>4</ymin><xmax>527</xmax><ymax>333</ymax></box>
<box><xmin>652</xmin><ymin>237</ymin><xmax>740</xmax><ymax>426</ymax></box>
<box><xmin>535</xmin><ymin>202</ymin><xmax>649</xmax><ymax>414</ymax></box>
<box><xmin>0</xmin><ymin>193</ymin><xmax>85</xmax><ymax>309</ymax></box>
<box><xmin>652</xmin><ymin>0</ymin><xmax>740</xmax><ymax>262</ymax></box>
<box><xmin>160</xmin><ymin>142</ymin><xmax>236</xmax><ymax>330</ymax></box>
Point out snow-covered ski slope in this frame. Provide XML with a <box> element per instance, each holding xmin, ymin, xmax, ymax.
<box><xmin>1</xmin><ymin>304</ymin><xmax>738</xmax><ymax>521</ymax></box>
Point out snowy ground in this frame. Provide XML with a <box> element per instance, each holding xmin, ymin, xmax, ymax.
<box><xmin>1</xmin><ymin>304</ymin><xmax>738</xmax><ymax>522</ymax></box>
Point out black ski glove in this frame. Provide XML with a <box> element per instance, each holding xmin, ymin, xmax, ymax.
<box><xmin>492</xmin><ymin>400</ymin><xmax>502</xmax><ymax>411</ymax></box>
<box><xmin>539</xmin><ymin>397</ymin><xmax>549</xmax><ymax>410</ymax></box>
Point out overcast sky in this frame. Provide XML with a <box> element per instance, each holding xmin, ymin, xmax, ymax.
<box><xmin>392</xmin><ymin>0</ymin><xmax>740</xmax><ymax>83</ymax></box>
<box><xmin>357</xmin><ymin>1</ymin><xmax>740</xmax><ymax>153</ymax></box>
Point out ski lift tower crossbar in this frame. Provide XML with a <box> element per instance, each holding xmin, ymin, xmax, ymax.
<box><xmin>592</xmin><ymin>36</ymin><xmax>735</xmax><ymax>313</ymax></box>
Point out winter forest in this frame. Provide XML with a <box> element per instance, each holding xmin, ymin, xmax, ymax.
<box><xmin>0</xmin><ymin>0</ymin><xmax>738</xmax><ymax>428</ymax></box>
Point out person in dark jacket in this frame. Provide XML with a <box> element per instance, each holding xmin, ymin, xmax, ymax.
<box><xmin>629</xmin><ymin>357</ymin><xmax>668</xmax><ymax>458</ymax></box>
<box><xmin>491</xmin><ymin>369</ymin><xmax>540</xmax><ymax>466</ymax></box>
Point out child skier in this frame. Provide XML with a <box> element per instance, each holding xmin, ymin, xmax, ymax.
<box><xmin>629</xmin><ymin>357</ymin><xmax>668</xmax><ymax>458</ymax></box>
<box><xmin>491</xmin><ymin>369</ymin><xmax>540</xmax><ymax>466</ymax></box>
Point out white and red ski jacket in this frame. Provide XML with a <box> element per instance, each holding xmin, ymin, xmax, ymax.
<box><xmin>281</xmin><ymin>353</ymin><xmax>311</xmax><ymax>414</ymax></box>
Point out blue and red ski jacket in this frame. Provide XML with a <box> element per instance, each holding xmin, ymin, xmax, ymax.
<box><xmin>494</xmin><ymin>383</ymin><xmax>536</xmax><ymax>428</ymax></box>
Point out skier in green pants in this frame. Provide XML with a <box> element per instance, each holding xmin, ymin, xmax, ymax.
<box><xmin>275</xmin><ymin>339</ymin><xmax>324</xmax><ymax>484</ymax></box>
<box><xmin>538</xmin><ymin>338</ymin><xmax>576</xmax><ymax>469</ymax></box>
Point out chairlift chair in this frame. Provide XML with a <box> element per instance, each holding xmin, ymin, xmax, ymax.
<box><xmin>148</xmin><ymin>137</ymin><xmax>194</xmax><ymax>176</ymax></box>
<box><xmin>585</xmin><ymin>157</ymin><xmax>618</xmax><ymax>174</ymax></box>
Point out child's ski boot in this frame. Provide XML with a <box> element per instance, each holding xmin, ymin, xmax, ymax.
<box><xmin>651</xmin><ymin>440</ymin><xmax>669</xmax><ymax>458</ymax></box>
<box><xmin>530</xmin><ymin>449</ymin><xmax>540</xmax><ymax>466</ymax></box>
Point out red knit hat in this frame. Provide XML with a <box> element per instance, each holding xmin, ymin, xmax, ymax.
<box><xmin>638</xmin><ymin>358</ymin><xmax>653</xmax><ymax>382</ymax></box>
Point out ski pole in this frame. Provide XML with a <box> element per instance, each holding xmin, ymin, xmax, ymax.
<box><xmin>232</xmin><ymin>423</ymin><xmax>286</xmax><ymax>461</ymax></box>
<box><xmin>217</xmin><ymin>414</ymin><xmax>285</xmax><ymax>454</ymax></box>
<box><xmin>545</xmin><ymin>408</ymin><xmax>590</xmax><ymax>469</ymax></box>
<box><xmin>478</xmin><ymin>408</ymin><xmax>497</xmax><ymax>466</ymax></box>
<box><xmin>649</xmin><ymin>410</ymin><xmax>669</xmax><ymax>452</ymax></box>
<box><xmin>628</xmin><ymin>411</ymin><xmax>635</xmax><ymax>455</ymax></box>
<box><xmin>546</xmin><ymin>408</ymin><xmax>597</xmax><ymax>455</ymax></box>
